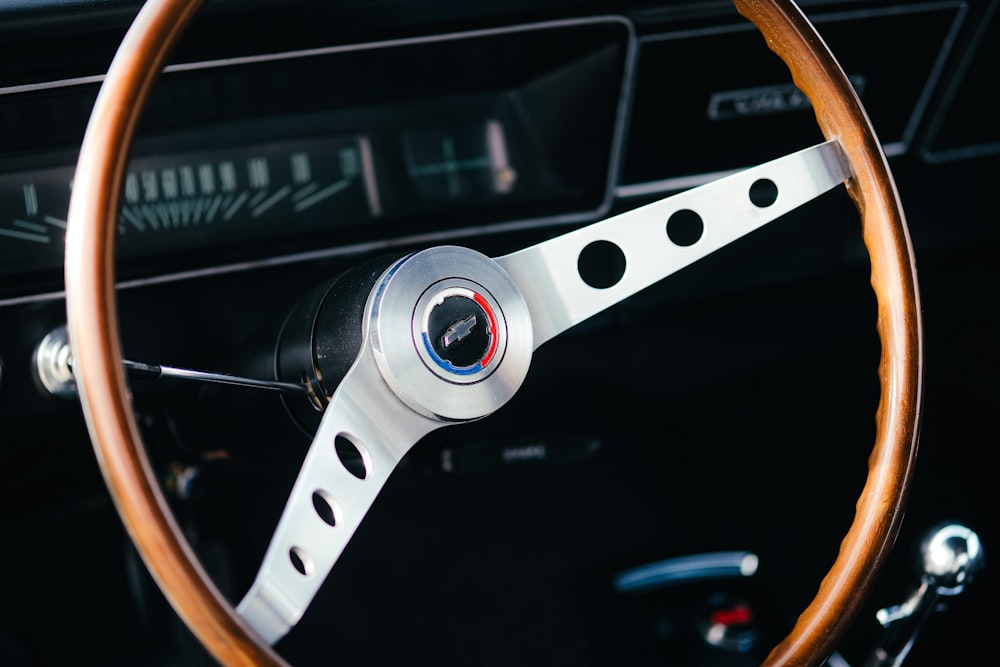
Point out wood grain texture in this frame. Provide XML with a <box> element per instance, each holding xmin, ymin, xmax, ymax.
<box><xmin>64</xmin><ymin>0</ymin><xmax>287</xmax><ymax>664</ymax></box>
<box><xmin>732</xmin><ymin>1</ymin><xmax>923</xmax><ymax>665</ymax></box>
<box><xmin>63</xmin><ymin>0</ymin><xmax>922</xmax><ymax>666</ymax></box>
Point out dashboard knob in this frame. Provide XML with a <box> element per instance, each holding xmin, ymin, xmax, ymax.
<box><xmin>33</xmin><ymin>325</ymin><xmax>77</xmax><ymax>398</ymax></box>
<box><xmin>919</xmin><ymin>522</ymin><xmax>984</xmax><ymax>594</ymax></box>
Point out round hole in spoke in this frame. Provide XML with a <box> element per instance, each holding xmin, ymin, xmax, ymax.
<box><xmin>666</xmin><ymin>209</ymin><xmax>704</xmax><ymax>247</ymax></box>
<box><xmin>749</xmin><ymin>178</ymin><xmax>778</xmax><ymax>208</ymax></box>
<box><xmin>578</xmin><ymin>240</ymin><xmax>626</xmax><ymax>289</ymax></box>
<box><xmin>289</xmin><ymin>547</ymin><xmax>314</xmax><ymax>576</ymax></box>
<box><xmin>335</xmin><ymin>434</ymin><xmax>369</xmax><ymax>480</ymax></box>
<box><xmin>312</xmin><ymin>490</ymin><xmax>340</xmax><ymax>527</ymax></box>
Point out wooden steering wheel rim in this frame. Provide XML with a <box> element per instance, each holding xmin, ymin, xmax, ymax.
<box><xmin>64</xmin><ymin>0</ymin><xmax>923</xmax><ymax>665</ymax></box>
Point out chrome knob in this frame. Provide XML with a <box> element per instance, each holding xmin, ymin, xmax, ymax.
<box><xmin>865</xmin><ymin>522</ymin><xmax>985</xmax><ymax>667</ymax></box>
<box><xmin>919</xmin><ymin>522</ymin><xmax>984</xmax><ymax>594</ymax></box>
<box><xmin>33</xmin><ymin>325</ymin><xmax>77</xmax><ymax>398</ymax></box>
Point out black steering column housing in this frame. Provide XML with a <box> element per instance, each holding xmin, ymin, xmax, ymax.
<box><xmin>276</xmin><ymin>254</ymin><xmax>404</xmax><ymax>434</ymax></box>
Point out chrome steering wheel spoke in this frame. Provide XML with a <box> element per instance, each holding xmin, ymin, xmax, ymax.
<box><xmin>237</xmin><ymin>247</ymin><xmax>537</xmax><ymax>645</ymax></box>
<box><xmin>496</xmin><ymin>140</ymin><xmax>850</xmax><ymax>348</ymax></box>
<box><xmin>237</xmin><ymin>343</ymin><xmax>441</xmax><ymax>644</ymax></box>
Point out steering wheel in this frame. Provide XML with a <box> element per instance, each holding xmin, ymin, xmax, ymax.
<box><xmin>64</xmin><ymin>0</ymin><xmax>922</xmax><ymax>665</ymax></box>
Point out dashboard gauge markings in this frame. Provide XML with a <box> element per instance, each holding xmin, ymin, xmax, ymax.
<box><xmin>13</xmin><ymin>219</ymin><xmax>47</xmax><ymax>234</ymax></box>
<box><xmin>190</xmin><ymin>197</ymin><xmax>207</xmax><ymax>224</ymax></box>
<box><xmin>161</xmin><ymin>168</ymin><xmax>180</xmax><ymax>199</ymax></box>
<box><xmin>292</xmin><ymin>178</ymin><xmax>350</xmax><ymax>212</ymax></box>
<box><xmin>252</xmin><ymin>185</ymin><xmax>291</xmax><ymax>218</ymax></box>
<box><xmin>178</xmin><ymin>166</ymin><xmax>197</xmax><ymax>197</ymax></box>
<box><xmin>23</xmin><ymin>184</ymin><xmax>39</xmax><ymax>215</ymax></box>
<box><xmin>179</xmin><ymin>200</ymin><xmax>194</xmax><ymax>226</ymax></box>
<box><xmin>139</xmin><ymin>205</ymin><xmax>162</xmax><ymax>230</ymax></box>
<box><xmin>1</xmin><ymin>135</ymin><xmax>376</xmax><ymax>273</ymax></box>
<box><xmin>151</xmin><ymin>205</ymin><xmax>167</xmax><ymax>229</ymax></box>
<box><xmin>204</xmin><ymin>194</ymin><xmax>224</xmax><ymax>222</ymax></box>
<box><xmin>0</xmin><ymin>227</ymin><xmax>49</xmax><ymax>243</ymax></box>
<box><xmin>290</xmin><ymin>152</ymin><xmax>311</xmax><ymax>183</ymax></box>
<box><xmin>197</xmin><ymin>164</ymin><xmax>215</xmax><ymax>194</ymax></box>
<box><xmin>291</xmin><ymin>182</ymin><xmax>319</xmax><ymax>202</ymax></box>
<box><xmin>249</xmin><ymin>189</ymin><xmax>269</xmax><ymax>207</ymax></box>
<box><xmin>223</xmin><ymin>191</ymin><xmax>250</xmax><ymax>221</ymax></box>
<box><xmin>247</xmin><ymin>157</ymin><xmax>269</xmax><ymax>190</ymax></box>
<box><xmin>218</xmin><ymin>162</ymin><xmax>238</xmax><ymax>192</ymax></box>
<box><xmin>165</xmin><ymin>202</ymin><xmax>180</xmax><ymax>228</ymax></box>
<box><xmin>121</xmin><ymin>207</ymin><xmax>146</xmax><ymax>232</ymax></box>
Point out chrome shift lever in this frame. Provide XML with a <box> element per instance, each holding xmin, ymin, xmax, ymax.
<box><xmin>863</xmin><ymin>522</ymin><xmax>985</xmax><ymax>667</ymax></box>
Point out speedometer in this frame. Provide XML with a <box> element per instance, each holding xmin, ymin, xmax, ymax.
<box><xmin>0</xmin><ymin>134</ymin><xmax>378</xmax><ymax>279</ymax></box>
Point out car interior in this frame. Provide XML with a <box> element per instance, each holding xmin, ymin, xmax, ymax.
<box><xmin>0</xmin><ymin>0</ymin><xmax>994</xmax><ymax>665</ymax></box>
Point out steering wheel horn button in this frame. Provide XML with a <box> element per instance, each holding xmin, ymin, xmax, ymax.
<box><xmin>418</xmin><ymin>284</ymin><xmax>501</xmax><ymax>380</ymax></box>
<box><xmin>370</xmin><ymin>246</ymin><xmax>533</xmax><ymax>421</ymax></box>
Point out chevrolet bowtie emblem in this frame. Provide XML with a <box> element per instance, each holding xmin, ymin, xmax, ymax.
<box><xmin>440</xmin><ymin>314</ymin><xmax>477</xmax><ymax>349</ymax></box>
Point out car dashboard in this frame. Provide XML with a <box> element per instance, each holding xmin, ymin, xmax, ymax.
<box><xmin>0</xmin><ymin>1</ymin><xmax>996</xmax><ymax>665</ymax></box>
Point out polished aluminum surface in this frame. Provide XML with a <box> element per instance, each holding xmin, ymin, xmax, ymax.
<box><xmin>373</xmin><ymin>247</ymin><xmax>533</xmax><ymax>421</ymax></box>
<box><xmin>33</xmin><ymin>325</ymin><xmax>77</xmax><ymax>398</ymax></box>
<box><xmin>919</xmin><ymin>521</ymin><xmax>984</xmax><ymax>593</ymax></box>
<box><xmin>237</xmin><ymin>341</ymin><xmax>442</xmax><ymax>644</ymax></box>
<box><xmin>496</xmin><ymin>140</ymin><xmax>849</xmax><ymax>349</ymax></box>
